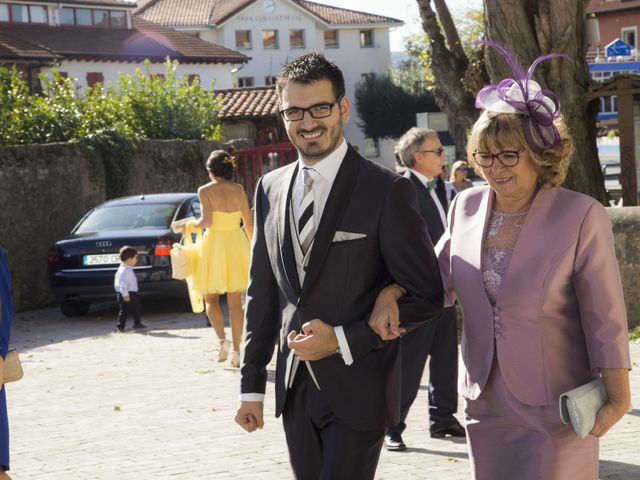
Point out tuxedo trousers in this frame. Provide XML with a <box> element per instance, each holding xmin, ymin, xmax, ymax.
<box><xmin>282</xmin><ymin>366</ymin><xmax>385</xmax><ymax>480</ymax></box>
<box><xmin>388</xmin><ymin>305</ymin><xmax>458</xmax><ymax>434</ymax></box>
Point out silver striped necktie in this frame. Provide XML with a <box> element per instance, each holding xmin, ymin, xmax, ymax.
<box><xmin>298</xmin><ymin>167</ymin><xmax>316</xmax><ymax>255</ymax></box>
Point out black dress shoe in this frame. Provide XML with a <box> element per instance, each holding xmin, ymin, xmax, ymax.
<box><xmin>430</xmin><ymin>422</ymin><xmax>466</xmax><ymax>438</ymax></box>
<box><xmin>384</xmin><ymin>433</ymin><xmax>407</xmax><ymax>451</ymax></box>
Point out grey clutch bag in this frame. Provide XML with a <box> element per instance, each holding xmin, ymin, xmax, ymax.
<box><xmin>559</xmin><ymin>378</ymin><xmax>606</xmax><ymax>439</ymax></box>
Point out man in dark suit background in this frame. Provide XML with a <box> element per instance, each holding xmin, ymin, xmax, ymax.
<box><xmin>383</xmin><ymin>127</ymin><xmax>465</xmax><ymax>452</ymax></box>
<box><xmin>234</xmin><ymin>53</ymin><xmax>443</xmax><ymax>479</ymax></box>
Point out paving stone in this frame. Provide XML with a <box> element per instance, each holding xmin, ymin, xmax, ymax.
<box><xmin>5</xmin><ymin>301</ymin><xmax>640</xmax><ymax>479</ymax></box>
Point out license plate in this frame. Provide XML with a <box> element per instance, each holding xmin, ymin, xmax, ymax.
<box><xmin>83</xmin><ymin>254</ymin><xmax>120</xmax><ymax>266</ymax></box>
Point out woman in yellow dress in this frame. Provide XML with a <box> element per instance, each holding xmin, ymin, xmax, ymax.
<box><xmin>190</xmin><ymin>150</ymin><xmax>253</xmax><ymax>368</ymax></box>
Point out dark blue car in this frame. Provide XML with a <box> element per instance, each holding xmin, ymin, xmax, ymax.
<box><xmin>48</xmin><ymin>193</ymin><xmax>200</xmax><ymax>316</ymax></box>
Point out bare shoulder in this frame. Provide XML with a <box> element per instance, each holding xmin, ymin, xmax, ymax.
<box><xmin>197</xmin><ymin>181</ymin><xmax>216</xmax><ymax>194</ymax></box>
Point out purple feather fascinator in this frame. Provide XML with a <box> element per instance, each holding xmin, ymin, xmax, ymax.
<box><xmin>475</xmin><ymin>40</ymin><xmax>570</xmax><ymax>154</ymax></box>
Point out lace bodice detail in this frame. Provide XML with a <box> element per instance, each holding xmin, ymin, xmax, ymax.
<box><xmin>482</xmin><ymin>211</ymin><xmax>527</xmax><ymax>305</ymax></box>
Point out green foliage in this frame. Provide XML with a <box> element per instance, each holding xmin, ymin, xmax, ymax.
<box><xmin>79</xmin><ymin>131</ymin><xmax>136</xmax><ymax>198</ymax></box>
<box><xmin>630</xmin><ymin>326</ymin><xmax>640</xmax><ymax>341</ymax></box>
<box><xmin>397</xmin><ymin>7</ymin><xmax>484</xmax><ymax>91</ymax></box>
<box><xmin>354</xmin><ymin>75</ymin><xmax>439</xmax><ymax>140</ymax></box>
<box><xmin>0</xmin><ymin>59</ymin><xmax>222</xmax><ymax>146</ymax></box>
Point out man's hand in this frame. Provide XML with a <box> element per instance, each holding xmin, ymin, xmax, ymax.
<box><xmin>368</xmin><ymin>284</ymin><xmax>405</xmax><ymax>341</ymax></box>
<box><xmin>0</xmin><ymin>355</ymin><xmax>4</xmax><ymax>386</ymax></box>
<box><xmin>235</xmin><ymin>401</ymin><xmax>264</xmax><ymax>433</ymax></box>
<box><xmin>123</xmin><ymin>295</ymin><xmax>130</xmax><ymax>302</ymax></box>
<box><xmin>287</xmin><ymin>319</ymin><xmax>339</xmax><ymax>361</ymax></box>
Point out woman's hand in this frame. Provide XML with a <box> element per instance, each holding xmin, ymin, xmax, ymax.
<box><xmin>368</xmin><ymin>284</ymin><xmax>406</xmax><ymax>341</ymax></box>
<box><xmin>590</xmin><ymin>368</ymin><xmax>631</xmax><ymax>437</ymax></box>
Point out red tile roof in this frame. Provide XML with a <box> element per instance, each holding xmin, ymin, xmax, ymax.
<box><xmin>136</xmin><ymin>0</ymin><xmax>402</xmax><ymax>27</ymax></box>
<box><xmin>0</xmin><ymin>18</ymin><xmax>249</xmax><ymax>64</ymax></box>
<box><xmin>31</xmin><ymin>0</ymin><xmax>135</xmax><ymax>6</ymax></box>
<box><xmin>216</xmin><ymin>85</ymin><xmax>279</xmax><ymax>119</ymax></box>
<box><xmin>587</xmin><ymin>0</ymin><xmax>640</xmax><ymax>14</ymax></box>
<box><xmin>298</xmin><ymin>1</ymin><xmax>402</xmax><ymax>25</ymax></box>
<box><xmin>0</xmin><ymin>30</ymin><xmax>60</xmax><ymax>61</ymax></box>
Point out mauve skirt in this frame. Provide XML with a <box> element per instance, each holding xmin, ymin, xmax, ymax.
<box><xmin>464</xmin><ymin>358</ymin><xmax>598</xmax><ymax>480</ymax></box>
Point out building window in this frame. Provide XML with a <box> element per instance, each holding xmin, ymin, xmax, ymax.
<box><xmin>0</xmin><ymin>4</ymin><xmax>48</xmax><ymax>24</ymax></box>
<box><xmin>290</xmin><ymin>29</ymin><xmax>305</xmax><ymax>48</ymax></box>
<box><xmin>622</xmin><ymin>27</ymin><xmax>637</xmax><ymax>48</ymax></box>
<box><xmin>10</xmin><ymin>4</ymin><xmax>28</xmax><ymax>22</ymax></box>
<box><xmin>93</xmin><ymin>9</ymin><xmax>109</xmax><ymax>28</ymax></box>
<box><xmin>360</xmin><ymin>29</ymin><xmax>374</xmax><ymax>48</ymax></box>
<box><xmin>76</xmin><ymin>8</ymin><xmax>92</xmax><ymax>26</ymax></box>
<box><xmin>110</xmin><ymin>10</ymin><xmax>126</xmax><ymax>28</ymax></box>
<box><xmin>265</xmin><ymin>75</ymin><xmax>277</xmax><ymax>85</ymax></box>
<box><xmin>263</xmin><ymin>30</ymin><xmax>278</xmax><ymax>49</ymax></box>
<box><xmin>57</xmin><ymin>7</ymin><xmax>126</xmax><ymax>27</ymax></box>
<box><xmin>364</xmin><ymin>137</ymin><xmax>380</xmax><ymax>158</ymax></box>
<box><xmin>324</xmin><ymin>30</ymin><xmax>338</xmax><ymax>48</ymax></box>
<box><xmin>238</xmin><ymin>77</ymin><xmax>254</xmax><ymax>87</ymax></box>
<box><xmin>60</xmin><ymin>7</ymin><xmax>74</xmax><ymax>25</ymax></box>
<box><xmin>187</xmin><ymin>74</ymin><xmax>200</xmax><ymax>85</ymax></box>
<box><xmin>86</xmin><ymin>72</ymin><xmax>104</xmax><ymax>87</ymax></box>
<box><xmin>600</xmin><ymin>96</ymin><xmax>618</xmax><ymax>113</ymax></box>
<box><xmin>29</xmin><ymin>5</ymin><xmax>47</xmax><ymax>23</ymax></box>
<box><xmin>235</xmin><ymin>30</ymin><xmax>252</xmax><ymax>49</ymax></box>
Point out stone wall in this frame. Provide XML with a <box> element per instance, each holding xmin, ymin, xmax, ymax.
<box><xmin>608</xmin><ymin>207</ymin><xmax>640</xmax><ymax>329</ymax></box>
<box><xmin>0</xmin><ymin>142</ymin><xmax>638</xmax><ymax>331</ymax></box>
<box><xmin>0</xmin><ymin>140</ymin><xmax>220</xmax><ymax>311</ymax></box>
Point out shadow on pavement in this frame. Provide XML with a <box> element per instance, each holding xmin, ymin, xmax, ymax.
<box><xmin>403</xmin><ymin>447</ymin><xmax>468</xmax><ymax>459</ymax></box>
<box><xmin>12</xmin><ymin>297</ymin><xmax>216</xmax><ymax>352</ymax></box>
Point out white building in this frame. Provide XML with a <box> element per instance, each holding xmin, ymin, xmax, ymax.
<box><xmin>0</xmin><ymin>0</ymin><xmax>248</xmax><ymax>91</ymax></box>
<box><xmin>135</xmin><ymin>0</ymin><xmax>403</xmax><ymax>168</ymax></box>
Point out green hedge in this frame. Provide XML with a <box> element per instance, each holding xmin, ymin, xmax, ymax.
<box><xmin>0</xmin><ymin>59</ymin><xmax>222</xmax><ymax>146</ymax></box>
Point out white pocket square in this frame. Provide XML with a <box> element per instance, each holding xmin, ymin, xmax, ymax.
<box><xmin>332</xmin><ymin>231</ymin><xmax>367</xmax><ymax>243</ymax></box>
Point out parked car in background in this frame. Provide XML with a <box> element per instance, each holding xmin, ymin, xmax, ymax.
<box><xmin>48</xmin><ymin>193</ymin><xmax>199</xmax><ymax>316</ymax></box>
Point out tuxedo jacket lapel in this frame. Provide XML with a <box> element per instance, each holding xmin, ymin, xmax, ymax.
<box><xmin>301</xmin><ymin>145</ymin><xmax>359</xmax><ymax>293</ymax></box>
<box><xmin>277</xmin><ymin>163</ymin><xmax>301</xmax><ymax>298</ymax></box>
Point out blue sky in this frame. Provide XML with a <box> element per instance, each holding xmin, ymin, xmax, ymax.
<box><xmin>317</xmin><ymin>0</ymin><xmax>483</xmax><ymax>51</ymax></box>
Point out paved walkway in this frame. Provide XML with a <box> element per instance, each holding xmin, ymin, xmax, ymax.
<box><xmin>5</xmin><ymin>300</ymin><xmax>640</xmax><ymax>479</ymax></box>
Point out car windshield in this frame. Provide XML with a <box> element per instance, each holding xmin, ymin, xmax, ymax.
<box><xmin>75</xmin><ymin>204</ymin><xmax>177</xmax><ymax>233</ymax></box>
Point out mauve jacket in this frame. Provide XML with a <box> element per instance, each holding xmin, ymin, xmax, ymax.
<box><xmin>436</xmin><ymin>185</ymin><xmax>631</xmax><ymax>406</ymax></box>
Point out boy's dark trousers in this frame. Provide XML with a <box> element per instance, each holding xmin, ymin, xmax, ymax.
<box><xmin>116</xmin><ymin>292</ymin><xmax>142</xmax><ymax>328</ymax></box>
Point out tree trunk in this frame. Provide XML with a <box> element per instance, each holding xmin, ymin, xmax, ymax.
<box><xmin>483</xmin><ymin>0</ymin><xmax>607</xmax><ymax>203</ymax></box>
<box><xmin>417</xmin><ymin>0</ymin><xmax>606</xmax><ymax>202</ymax></box>
<box><xmin>416</xmin><ymin>0</ymin><xmax>479</xmax><ymax>133</ymax></box>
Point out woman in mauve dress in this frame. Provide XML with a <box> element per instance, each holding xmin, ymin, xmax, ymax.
<box><xmin>372</xmin><ymin>42</ymin><xmax>631</xmax><ymax>479</ymax></box>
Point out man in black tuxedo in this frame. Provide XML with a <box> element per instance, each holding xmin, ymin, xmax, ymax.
<box><xmin>234</xmin><ymin>53</ymin><xmax>443</xmax><ymax>479</ymax></box>
<box><xmin>383</xmin><ymin>128</ymin><xmax>465</xmax><ymax>452</ymax></box>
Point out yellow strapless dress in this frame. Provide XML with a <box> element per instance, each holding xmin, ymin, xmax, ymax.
<box><xmin>194</xmin><ymin>211</ymin><xmax>250</xmax><ymax>295</ymax></box>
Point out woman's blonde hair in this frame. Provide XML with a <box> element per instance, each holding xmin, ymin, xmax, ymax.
<box><xmin>466</xmin><ymin>112</ymin><xmax>573</xmax><ymax>187</ymax></box>
<box><xmin>449</xmin><ymin>160</ymin><xmax>469</xmax><ymax>182</ymax></box>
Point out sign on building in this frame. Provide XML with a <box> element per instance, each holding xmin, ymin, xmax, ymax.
<box><xmin>606</xmin><ymin>38</ymin><xmax>632</xmax><ymax>57</ymax></box>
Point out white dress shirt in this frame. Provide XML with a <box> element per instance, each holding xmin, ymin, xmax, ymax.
<box><xmin>408</xmin><ymin>168</ymin><xmax>448</xmax><ymax>228</ymax></box>
<box><xmin>114</xmin><ymin>263</ymin><xmax>138</xmax><ymax>296</ymax></box>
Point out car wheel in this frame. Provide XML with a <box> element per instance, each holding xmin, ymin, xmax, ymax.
<box><xmin>60</xmin><ymin>300</ymin><xmax>91</xmax><ymax>317</ymax></box>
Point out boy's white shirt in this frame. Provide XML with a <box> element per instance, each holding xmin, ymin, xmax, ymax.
<box><xmin>114</xmin><ymin>263</ymin><xmax>138</xmax><ymax>296</ymax></box>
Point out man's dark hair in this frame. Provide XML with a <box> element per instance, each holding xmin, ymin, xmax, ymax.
<box><xmin>119</xmin><ymin>246</ymin><xmax>138</xmax><ymax>262</ymax></box>
<box><xmin>206</xmin><ymin>150</ymin><xmax>234</xmax><ymax>181</ymax></box>
<box><xmin>276</xmin><ymin>52</ymin><xmax>345</xmax><ymax>101</ymax></box>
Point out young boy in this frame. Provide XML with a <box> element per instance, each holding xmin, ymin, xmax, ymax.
<box><xmin>114</xmin><ymin>246</ymin><xmax>146</xmax><ymax>332</ymax></box>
